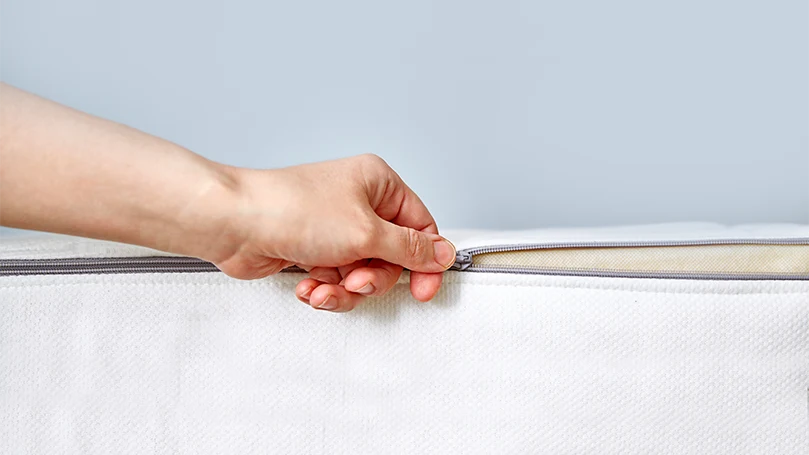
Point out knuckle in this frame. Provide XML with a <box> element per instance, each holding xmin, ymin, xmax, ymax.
<box><xmin>405</xmin><ymin>228</ymin><xmax>427</xmax><ymax>260</ymax></box>
<box><xmin>356</xmin><ymin>153</ymin><xmax>388</xmax><ymax>171</ymax></box>
<box><xmin>376</xmin><ymin>268</ymin><xmax>399</xmax><ymax>293</ymax></box>
<box><xmin>352</xmin><ymin>218</ymin><xmax>380</xmax><ymax>253</ymax></box>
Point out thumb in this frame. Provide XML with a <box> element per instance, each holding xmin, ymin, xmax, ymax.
<box><xmin>374</xmin><ymin>221</ymin><xmax>457</xmax><ymax>273</ymax></box>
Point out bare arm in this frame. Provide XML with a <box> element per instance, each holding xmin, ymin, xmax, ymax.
<box><xmin>0</xmin><ymin>83</ymin><xmax>455</xmax><ymax>312</ymax></box>
<box><xmin>0</xmin><ymin>82</ymin><xmax>240</xmax><ymax>261</ymax></box>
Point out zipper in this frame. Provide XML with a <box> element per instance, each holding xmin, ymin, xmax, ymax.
<box><xmin>450</xmin><ymin>237</ymin><xmax>809</xmax><ymax>280</ymax></box>
<box><xmin>0</xmin><ymin>256</ymin><xmax>313</xmax><ymax>276</ymax></box>
<box><xmin>1</xmin><ymin>238</ymin><xmax>808</xmax><ymax>280</ymax></box>
<box><xmin>0</xmin><ymin>256</ymin><xmax>221</xmax><ymax>276</ymax></box>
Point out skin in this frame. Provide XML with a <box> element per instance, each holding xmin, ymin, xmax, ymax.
<box><xmin>0</xmin><ymin>83</ymin><xmax>456</xmax><ymax>312</ymax></box>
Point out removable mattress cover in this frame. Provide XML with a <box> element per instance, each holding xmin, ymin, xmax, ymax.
<box><xmin>1</xmin><ymin>223</ymin><xmax>808</xmax><ymax>454</ymax></box>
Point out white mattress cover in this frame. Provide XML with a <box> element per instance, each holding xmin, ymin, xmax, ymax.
<box><xmin>3</xmin><ymin>222</ymin><xmax>808</xmax><ymax>260</ymax></box>
<box><xmin>1</xmin><ymin>224</ymin><xmax>808</xmax><ymax>454</ymax></box>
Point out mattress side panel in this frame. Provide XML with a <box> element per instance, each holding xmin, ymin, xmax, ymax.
<box><xmin>1</xmin><ymin>273</ymin><xmax>807</xmax><ymax>454</ymax></box>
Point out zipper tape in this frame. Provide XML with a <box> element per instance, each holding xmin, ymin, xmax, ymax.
<box><xmin>1</xmin><ymin>237</ymin><xmax>808</xmax><ymax>280</ymax></box>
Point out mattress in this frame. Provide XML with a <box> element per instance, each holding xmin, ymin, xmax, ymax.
<box><xmin>1</xmin><ymin>223</ymin><xmax>808</xmax><ymax>454</ymax></box>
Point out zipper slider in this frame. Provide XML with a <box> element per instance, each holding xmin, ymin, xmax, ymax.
<box><xmin>450</xmin><ymin>250</ymin><xmax>473</xmax><ymax>271</ymax></box>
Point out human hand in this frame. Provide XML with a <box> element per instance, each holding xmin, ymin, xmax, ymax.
<box><xmin>208</xmin><ymin>154</ymin><xmax>456</xmax><ymax>312</ymax></box>
<box><xmin>0</xmin><ymin>85</ymin><xmax>452</xmax><ymax>313</ymax></box>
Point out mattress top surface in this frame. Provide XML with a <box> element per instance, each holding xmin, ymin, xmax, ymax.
<box><xmin>1</xmin><ymin>222</ymin><xmax>807</xmax><ymax>260</ymax></box>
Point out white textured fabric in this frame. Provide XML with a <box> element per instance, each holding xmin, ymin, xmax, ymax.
<box><xmin>0</xmin><ymin>233</ymin><xmax>174</xmax><ymax>259</ymax></box>
<box><xmin>449</xmin><ymin>222</ymin><xmax>809</xmax><ymax>251</ymax></box>
<box><xmin>2</xmin><ymin>229</ymin><xmax>809</xmax><ymax>454</ymax></box>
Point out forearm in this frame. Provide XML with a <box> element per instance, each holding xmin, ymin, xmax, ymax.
<box><xmin>0</xmin><ymin>83</ymin><xmax>241</xmax><ymax>261</ymax></box>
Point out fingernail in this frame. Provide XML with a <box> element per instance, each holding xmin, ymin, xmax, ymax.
<box><xmin>433</xmin><ymin>239</ymin><xmax>456</xmax><ymax>269</ymax></box>
<box><xmin>314</xmin><ymin>295</ymin><xmax>338</xmax><ymax>311</ymax></box>
<box><xmin>301</xmin><ymin>287</ymin><xmax>314</xmax><ymax>299</ymax></box>
<box><xmin>355</xmin><ymin>282</ymin><xmax>376</xmax><ymax>295</ymax></box>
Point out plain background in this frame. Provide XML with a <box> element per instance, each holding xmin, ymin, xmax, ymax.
<box><xmin>1</xmin><ymin>0</ymin><xmax>807</xmax><ymax>234</ymax></box>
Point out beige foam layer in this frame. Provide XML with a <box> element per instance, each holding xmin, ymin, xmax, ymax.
<box><xmin>472</xmin><ymin>244</ymin><xmax>809</xmax><ymax>275</ymax></box>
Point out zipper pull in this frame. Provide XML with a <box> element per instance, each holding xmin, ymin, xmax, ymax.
<box><xmin>450</xmin><ymin>250</ymin><xmax>473</xmax><ymax>271</ymax></box>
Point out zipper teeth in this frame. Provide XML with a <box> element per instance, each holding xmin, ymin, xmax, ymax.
<box><xmin>0</xmin><ymin>256</ymin><xmax>220</xmax><ymax>276</ymax></box>
<box><xmin>1</xmin><ymin>257</ymin><xmax>212</xmax><ymax>267</ymax></box>
<box><xmin>461</xmin><ymin>266</ymin><xmax>809</xmax><ymax>281</ymax></box>
<box><xmin>0</xmin><ymin>256</ymin><xmax>310</xmax><ymax>276</ymax></box>
<box><xmin>462</xmin><ymin>237</ymin><xmax>809</xmax><ymax>257</ymax></box>
<box><xmin>4</xmin><ymin>266</ymin><xmax>221</xmax><ymax>276</ymax></box>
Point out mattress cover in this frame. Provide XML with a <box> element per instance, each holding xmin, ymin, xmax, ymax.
<box><xmin>1</xmin><ymin>223</ymin><xmax>808</xmax><ymax>454</ymax></box>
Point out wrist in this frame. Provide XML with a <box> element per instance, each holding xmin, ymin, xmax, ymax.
<box><xmin>161</xmin><ymin>161</ymin><xmax>250</xmax><ymax>264</ymax></box>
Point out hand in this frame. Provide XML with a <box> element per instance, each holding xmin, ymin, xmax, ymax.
<box><xmin>209</xmin><ymin>154</ymin><xmax>456</xmax><ymax>312</ymax></box>
<box><xmin>0</xmin><ymin>84</ymin><xmax>453</xmax><ymax>313</ymax></box>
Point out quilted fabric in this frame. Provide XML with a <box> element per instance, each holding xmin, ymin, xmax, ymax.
<box><xmin>2</xmin><ymin>270</ymin><xmax>808</xmax><ymax>454</ymax></box>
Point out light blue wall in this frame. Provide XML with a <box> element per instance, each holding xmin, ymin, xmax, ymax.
<box><xmin>2</xmin><ymin>0</ymin><xmax>807</xmax><ymax>232</ymax></box>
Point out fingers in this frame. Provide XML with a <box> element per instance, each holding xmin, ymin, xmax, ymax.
<box><xmin>292</xmin><ymin>155</ymin><xmax>453</xmax><ymax>311</ymax></box>
<box><xmin>296</xmin><ymin>260</ymin><xmax>371</xmax><ymax>313</ymax></box>
<box><xmin>297</xmin><ymin>262</ymin><xmax>439</xmax><ymax>312</ymax></box>
<box><xmin>307</xmin><ymin>266</ymin><xmax>342</xmax><ymax>284</ymax></box>
<box><xmin>337</xmin><ymin>259</ymin><xmax>370</xmax><ymax>282</ymax></box>
<box><xmin>359</xmin><ymin>162</ymin><xmax>456</xmax><ymax>273</ymax></box>
<box><xmin>296</xmin><ymin>259</ymin><xmax>405</xmax><ymax>313</ymax></box>
<box><xmin>295</xmin><ymin>278</ymin><xmax>365</xmax><ymax>312</ymax></box>
<box><xmin>342</xmin><ymin>259</ymin><xmax>404</xmax><ymax>296</ymax></box>
<box><xmin>371</xmin><ymin>221</ymin><xmax>457</xmax><ymax>273</ymax></box>
<box><xmin>296</xmin><ymin>260</ymin><xmax>441</xmax><ymax>313</ymax></box>
<box><xmin>340</xmin><ymin>260</ymin><xmax>442</xmax><ymax>303</ymax></box>
<box><xmin>364</xmin><ymin>159</ymin><xmax>437</xmax><ymax>234</ymax></box>
<box><xmin>295</xmin><ymin>278</ymin><xmax>319</xmax><ymax>303</ymax></box>
<box><xmin>410</xmin><ymin>271</ymin><xmax>443</xmax><ymax>302</ymax></box>
<box><xmin>376</xmin><ymin>179</ymin><xmax>447</xmax><ymax>302</ymax></box>
<box><xmin>361</xmin><ymin>157</ymin><xmax>454</xmax><ymax>274</ymax></box>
